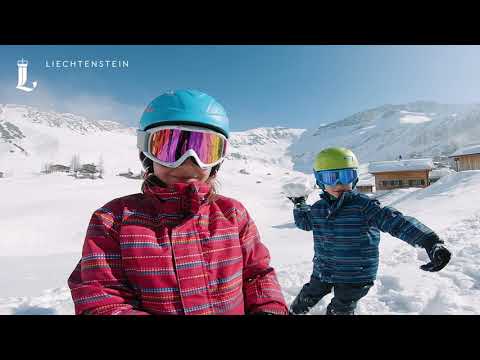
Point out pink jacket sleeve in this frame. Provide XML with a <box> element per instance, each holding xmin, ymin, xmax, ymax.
<box><xmin>68</xmin><ymin>206</ymin><xmax>150</xmax><ymax>315</ymax></box>
<box><xmin>238</xmin><ymin>206</ymin><xmax>289</xmax><ymax>315</ymax></box>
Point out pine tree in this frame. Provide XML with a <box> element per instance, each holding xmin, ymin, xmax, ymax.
<box><xmin>98</xmin><ymin>154</ymin><xmax>105</xmax><ymax>178</ymax></box>
<box><xmin>70</xmin><ymin>154</ymin><xmax>81</xmax><ymax>173</ymax></box>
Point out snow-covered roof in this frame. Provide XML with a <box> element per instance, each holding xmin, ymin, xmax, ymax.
<box><xmin>368</xmin><ymin>158</ymin><xmax>434</xmax><ymax>173</ymax></box>
<box><xmin>449</xmin><ymin>144</ymin><xmax>480</xmax><ymax>157</ymax></box>
<box><xmin>356</xmin><ymin>182</ymin><xmax>374</xmax><ymax>187</ymax></box>
<box><xmin>357</xmin><ymin>176</ymin><xmax>375</xmax><ymax>186</ymax></box>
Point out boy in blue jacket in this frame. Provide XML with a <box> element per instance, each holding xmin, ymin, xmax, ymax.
<box><xmin>288</xmin><ymin>147</ymin><xmax>451</xmax><ymax>315</ymax></box>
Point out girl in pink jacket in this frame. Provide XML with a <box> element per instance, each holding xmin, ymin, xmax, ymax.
<box><xmin>68</xmin><ymin>89</ymin><xmax>288</xmax><ymax>315</ymax></box>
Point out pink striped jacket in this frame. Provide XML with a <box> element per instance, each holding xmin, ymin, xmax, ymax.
<box><xmin>68</xmin><ymin>180</ymin><xmax>288</xmax><ymax>315</ymax></box>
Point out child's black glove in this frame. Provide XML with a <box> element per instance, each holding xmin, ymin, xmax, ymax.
<box><xmin>421</xmin><ymin>243</ymin><xmax>451</xmax><ymax>272</ymax></box>
<box><xmin>287</xmin><ymin>196</ymin><xmax>306</xmax><ymax>206</ymax></box>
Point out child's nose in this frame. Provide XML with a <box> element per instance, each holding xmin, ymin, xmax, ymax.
<box><xmin>181</xmin><ymin>157</ymin><xmax>200</xmax><ymax>168</ymax></box>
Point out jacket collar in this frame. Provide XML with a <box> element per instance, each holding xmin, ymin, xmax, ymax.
<box><xmin>142</xmin><ymin>175</ymin><xmax>212</xmax><ymax>216</ymax></box>
<box><xmin>321</xmin><ymin>190</ymin><xmax>354</xmax><ymax>216</ymax></box>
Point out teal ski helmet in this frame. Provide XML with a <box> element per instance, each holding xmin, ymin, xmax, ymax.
<box><xmin>139</xmin><ymin>89</ymin><xmax>230</xmax><ymax>138</ymax></box>
<box><xmin>138</xmin><ymin>89</ymin><xmax>230</xmax><ymax>176</ymax></box>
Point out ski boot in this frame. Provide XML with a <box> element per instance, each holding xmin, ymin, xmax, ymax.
<box><xmin>325</xmin><ymin>304</ymin><xmax>354</xmax><ymax>315</ymax></box>
<box><xmin>290</xmin><ymin>291</ymin><xmax>320</xmax><ymax>315</ymax></box>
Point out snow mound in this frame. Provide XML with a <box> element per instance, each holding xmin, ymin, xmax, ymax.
<box><xmin>281</xmin><ymin>177</ymin><xmax>315</xmax><ymax>197</ymax></box>
<box><xmin>390</xmin><ymin>170</ymin><xmax>480</xmax><ymax>232</ymax></box>
<box><xmin>0</xmin><ymin>287</ymin><xmax>73</xmax><ymax>315</ymax></box>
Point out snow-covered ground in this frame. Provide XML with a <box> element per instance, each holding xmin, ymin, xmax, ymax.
<box><xmin>2</xmin><ymin>169</ymin><xmax>479</xmax><ymax>315</ymax></box>
<box><xmin>1</xmin><ymin>104</ymin><xmax>480</xmax><ymax>315</ymax></box>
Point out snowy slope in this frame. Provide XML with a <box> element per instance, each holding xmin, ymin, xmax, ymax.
<box><xmin>289</xmin><ymin>101</ymin><xmax>480</xmax><ymax>173</ymax></box>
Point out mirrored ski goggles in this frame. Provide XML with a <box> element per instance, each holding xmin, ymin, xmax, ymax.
<box><xmin>314</xmin><ymin>168</ymin><xmax>358</xmax><ymax>186</ymax></box>
<box><xmin>137</xmin><ymin>125</ymin><xmax>228</xmax><ymax>169</ymax></box>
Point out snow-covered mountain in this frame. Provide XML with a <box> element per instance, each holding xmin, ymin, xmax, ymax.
<box><xmin>0</xmin><ymin>104</ymin><xmax>306</xmax><ymax>179</ymax></box>
<box><xmin>289</xmin><ymin>101</ymin><xmax>480</xmax><ymax>173</ymax></box>
<box><xmin>4</xmin><ymin>101</ymin><xmax>480</xmax><ymax>178</ymax></box>
<box><xmin>1</xmin><ymin>104</ymin><xmax>125</xmax><ymax>134</ymax></box>
<box><xmin>0</xmin><ymin>104</ymin><xmax>139</xmax><ymax>177</ymax></box>
<box><xmin>226</xmin><ymin>127</ymin><xmax>305</xmax><ymax>170</ymax></box>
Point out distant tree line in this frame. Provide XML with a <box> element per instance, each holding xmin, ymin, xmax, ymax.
<box><xmin>39</xmin><ymin>154</ymin><xmax>142</xmax><ymax>180</ymax></box>
<box><xmin>41</xmin><ymin>154</ymin><xmax>104</xmax><ymax>179</ymax></box>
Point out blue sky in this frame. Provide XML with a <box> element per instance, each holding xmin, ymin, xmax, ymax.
<box><xmin>1</xmin><ymin>45</ymin><xmax>480</xmax><ymax>131</ymax></box>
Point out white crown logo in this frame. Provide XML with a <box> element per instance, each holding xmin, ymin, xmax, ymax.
<box><xmin>16</xmin><ymin>58</ymin><xmax>37</xmax><ymax>92</ymax></box>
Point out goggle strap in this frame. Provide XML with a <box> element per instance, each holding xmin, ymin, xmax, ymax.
<box><xmin>137</xmin><ymin>130</ymin><xmax>150</xmax><ymax>153</ymax></box>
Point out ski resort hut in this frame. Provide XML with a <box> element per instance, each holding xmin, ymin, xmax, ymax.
<box><xmin>449</xmin><ymin>144</ymin><xmax>480</xmax><ymax>171</ymax></box>
<box><xmin>368</xmin><ymin>158</ymin><xmax>434</xmax><ymax>191</ymax></box>
<box><xmin>118</xmin><ymin>170</ymin><xmax>134</xmax><ymax>178</ymax></box>
<box><xmin>356</xmin><ymin>184</ymin><xmax>374</xmax><ymax>193</ymax></box>
<box><xmin>356</xmin><ymin>179</ymin><xmax>374</xmax><ymax>193</ymax></box>
<box><xmin>80</xmin><ymin>163</ymin><xmax>97</xmax><ymax>174</ymax></box>
<box><xmin>75</xmin><ymin>163</ymin><xmax>101</xmax><ymax>179</ymax></box>
<box><xmin>49</xmin><ymin>164</ymin><xmax>70</xmax><ymax>173</ymax></box>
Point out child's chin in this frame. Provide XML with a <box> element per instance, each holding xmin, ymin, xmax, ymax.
<box><xmin>172</xmin><ymin>178</ymin><xmax>201</xmax><ymax>184</ymax></box>
<box><xmin>160</xmin><ymin>177</ymin><xmax>200</xmax><ymax>186</ymax></box>
<box><xmin>328</xmin><ymin>189</ymin><xmax>349</xmax><ymax>196</ymax></box>
<box><xmin>328</xmin><ymin>188</ymin><xmax>343</xmax><ymax>192</ymax></box>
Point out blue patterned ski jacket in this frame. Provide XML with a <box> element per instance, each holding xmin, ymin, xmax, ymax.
<box><xmin>293</xmin><ymin>191</ymin><xmax>441</xmax><ymax>283</ymax></box>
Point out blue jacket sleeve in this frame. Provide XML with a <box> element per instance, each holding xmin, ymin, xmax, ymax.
<box><xmin>293</xmin><ymin>204</ymin><xmax>313</xmax><ymax>231</ymax></box>
<box><xmin>362</xmin><ymin>198</ymin><xmax>441</xmax><ymax>249</ymax></box>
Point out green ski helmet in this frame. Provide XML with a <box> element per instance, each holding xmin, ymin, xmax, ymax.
<box><xmin>313</xmin><ymin>147</ymin><xmax>359</xmax><ymax>189</ymax></box>
<box><xmin>313</xmin><ymin>147</ymin><xmax>359</xmax><ymax>171</ymax></box>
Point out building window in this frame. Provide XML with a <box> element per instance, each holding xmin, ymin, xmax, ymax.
<box><xmin>381</xmin><ymin>180</ymin><xmax>403</xmax><ymax>187</ymax></box>
<box><xmin>380</xmin><ymin>179</ymin><xmax>428</xmax><ymax>187</ymax></box>
<box><xmin>408</xmin><ymin>179</ymin><xmax>425</xmax><ymax>186</ymax></box>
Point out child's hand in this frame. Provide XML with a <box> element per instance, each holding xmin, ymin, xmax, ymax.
<box><xmin>420</xmin><ymin>244</ymin><xmax>451</xmax><ymax>272</ymax></box>
<box><xmin>287</xmin><ymin>196</ymin><xmax>306</xmax><ymax>206</ymax></box>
